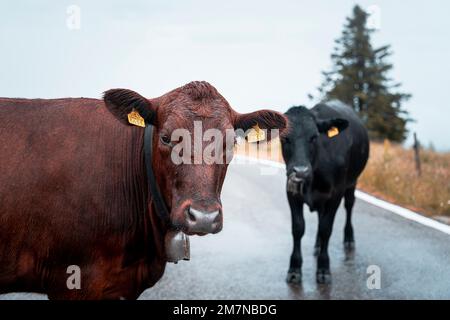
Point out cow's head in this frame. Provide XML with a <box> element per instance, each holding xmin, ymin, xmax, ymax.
<box><xmin>281</xmin><ymin>106</ymin><xmax>348</xmax><ymax>201</ymax></box>
<box><xmin>104</xmin><ymin>81</ymin><xmax>286</xmax><ymax>236</ymax></box>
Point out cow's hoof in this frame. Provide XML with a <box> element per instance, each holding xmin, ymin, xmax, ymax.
<box><xmin>344</xmin><ymin>241</ymin><xmax>355</xmax><ymax>251</ymax></box>
<box><xmin>313</xmin><ymin>246</ymin><xmax>320</xmax><ymax>257</ymax></box>
<box><xmin>286</xmin><ymin>269</ymin><xmax>302</xmax><ymax>284</ymax></box>
<box><xmin>316</xmin><ymin>269</ymin><xmax>331</xmax><ymax>284</ymax></box>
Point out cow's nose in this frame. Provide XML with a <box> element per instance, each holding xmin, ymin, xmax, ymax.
<box><xmin>185</xmin><ymin>207</ymin><xmax>222</xmax><ymax>234</ymax></box>
<box><xmin>293</xmin><ymin>166</ymin><xmax>310</xmax><ymax>179</ymax></box>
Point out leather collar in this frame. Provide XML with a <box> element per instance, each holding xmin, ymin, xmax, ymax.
<box><xmin>144</xmin><ymin>124</ymin><xmax>170</xmax><ymax>223</ymax></box>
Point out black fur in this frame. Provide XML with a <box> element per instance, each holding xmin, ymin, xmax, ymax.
<box><xmin>282</xmin><ymin>101</ymin><xmax>369</xmax><ymax>284</ymax></box>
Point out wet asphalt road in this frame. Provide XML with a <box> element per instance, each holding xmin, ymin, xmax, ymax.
<box><xmin>2</xmin><ymin>160</ymin><xmax>450</xmax><ymax>300</ymax></box>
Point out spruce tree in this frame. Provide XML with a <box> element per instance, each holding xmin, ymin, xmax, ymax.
<box><xmin>317</xmin><ymin>5</ymin><xmax>411</xmax><ymax>142</ymax></box>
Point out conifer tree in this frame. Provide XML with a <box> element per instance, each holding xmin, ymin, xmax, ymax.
<box><xmin>317</xmin><ymin>5</ymin><xmax>411</xmax><ymax>142</ymax></box>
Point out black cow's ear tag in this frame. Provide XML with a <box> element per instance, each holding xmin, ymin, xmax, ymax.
<box><xmin>247</xmin><ymin>124</ymin><xmax>266</xmax><ymax>143</ymax></box>
<box><xmin>127</xmin><ymin>109</ymin><xmax>145</xmax><ymax>127</ymax></box>
<box><xmin>327</xmin><ymin>126</ymin><xmax>339</xmax><ymax>138</ymax></box>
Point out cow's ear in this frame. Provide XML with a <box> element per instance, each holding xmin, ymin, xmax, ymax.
<box><xmin>103</xmin><ymin>89</ymin><xmax>156</xmax><ymax>126</ymax></box>
<box><xmin>316</xmin><ymin>118</ymin><xmax>349</xmax><ymax>137</ymax></box>
<box><xmin>234</xmin><ymin>110</ymin><xmax>287</xmax><ymax>141</ymax></box>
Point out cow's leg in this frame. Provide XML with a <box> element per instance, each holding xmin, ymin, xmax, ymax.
<box><xmin>316</xmin><ymin>196</ymin><xmax>341</xmax><ymax>284</ymax></box>
<box><xmin>344</xmin><ymin>186</ymin><xmax>356</xmax><ymax>251</ymax></box>
<box><xmin>286</xmin><ymin>193</ymin><xmax>305</xmax><ymax>284</ymax></box>
<box><xmin>313</xmin><ymin>216</ymin><xmax>321</xmax><ymax>257</ymax></box>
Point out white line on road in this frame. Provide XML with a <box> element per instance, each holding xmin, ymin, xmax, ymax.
<box><xmin>232</xmin><ymin>155</ymin><xmax>450</xmax><ymax>236</ymax></box>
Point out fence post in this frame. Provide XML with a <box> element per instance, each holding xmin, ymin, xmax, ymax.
<box><xmin>413</xmin><ymin>132</ymin><xmax>421</xmax><ymax>177</ymax></box>
<box><xmin>383</xmin><ymin>139</ymin><xmax>390</xmax><ymax>162</ymax></box>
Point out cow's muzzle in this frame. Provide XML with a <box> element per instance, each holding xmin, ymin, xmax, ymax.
<box><xmin>185</xmin><ymin>207</ymin><xmax>223</xmax><ymax>235</ymax></box>
<box><xmin>287</xmin><ymin>166</ymin><xmax>311</xmax><ymax>196</ymax></box>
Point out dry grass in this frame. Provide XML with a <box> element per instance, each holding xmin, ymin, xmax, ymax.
<box><xmin>235</xmin><ymin>139</ymin><xmax>450</xmax><ymax>217</ymax></box>
<box><xmin>358</xmin><ymin>141</ymin><xmax>450</xmax><ymax>217</ymax></box>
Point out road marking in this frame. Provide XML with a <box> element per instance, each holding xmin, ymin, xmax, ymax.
<box><xmin>232</xmin><ymin>155</ymin><xmax>450</xmax><ymax>236</ymax></box>
<box><xmin>354</xmin><ymin>190</ymin><xmax>450</xmax><ymax>235</ymax></box>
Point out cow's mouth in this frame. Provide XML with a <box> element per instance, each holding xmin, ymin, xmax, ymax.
<box><xmin>287</xmin><ymin>174</ymin><xmax>306</xmax><ymax>196</ymax></box>
<box><xmin>184</xmin><ymin>231</ymin><xmax>208</xmax><ymax>236</ymax></box>
<box><xmin>164</xmin><ymin>228</ymin><xmax>215</xmax><ymax>263</ymax></box>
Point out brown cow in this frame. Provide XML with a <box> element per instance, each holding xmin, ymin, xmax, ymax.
<box><xmin>0</xmin><ymin>81</ymin><xmax>286</xmax><ymax>299</ymax></box>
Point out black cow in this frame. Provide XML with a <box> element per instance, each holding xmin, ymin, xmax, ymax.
<box><xmin>281</xmin><ymin>101</ymin><xmax>369</xmax><ymax>284</ymax></box>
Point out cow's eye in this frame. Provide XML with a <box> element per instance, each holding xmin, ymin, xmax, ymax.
<box><xmin>160</xmin><ymin>135</ymin><xmax>172</xmax><ymax>146</ymax></box>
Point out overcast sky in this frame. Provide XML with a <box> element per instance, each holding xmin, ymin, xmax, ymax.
<box><xmin>1</xmin><ymin>0</ymin><xmax>449</xmax><ymax>150</ymax></box>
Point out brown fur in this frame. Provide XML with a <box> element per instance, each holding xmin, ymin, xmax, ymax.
<box><xmin>0</xmin><ymin>81</ymin><xmax>286</xmax><ymax>299</ymax></box>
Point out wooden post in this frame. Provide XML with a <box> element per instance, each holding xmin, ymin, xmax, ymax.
<box><xmin>413</xmin><ymin>132</ymin><xmax>421</xmax><ymax>177</ymax></box>
<box><xmin>383</xmin><ymin>139</ymin><xmax>390</xmax><ymax>162</ymax></box>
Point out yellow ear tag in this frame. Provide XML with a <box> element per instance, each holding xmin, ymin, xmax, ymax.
<box><xmin>247</xmin><ymin>124</ymin><xmax>266</xmax><ymax>143</ymax></box>
<box><xmin>327</xmin><ymin>126</ymin><xmax>339</xmax><ymax>138</ymax></box>
<box><xmin>127</xmin><ymin>109</ymin><xmax>145</xmax><ymax>127</ymax></box>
